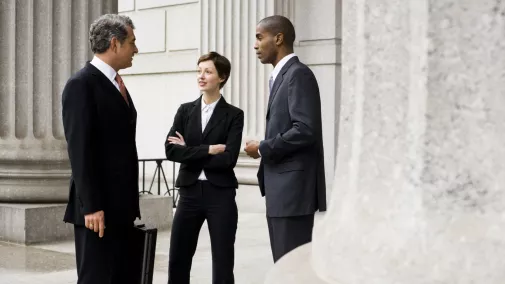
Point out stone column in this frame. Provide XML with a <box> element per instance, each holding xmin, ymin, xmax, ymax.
<box><xmin>266</xmin><ymin>0</ymin><xmax>505</xmax><ymax>283</ymax></box>
<box><xmin>200</xmin><ymin>0</ymin><xmax>276</xmax><ymax>183</ymax></box>
<box><xmin>0</xmin><ymin>0</ymin><xmax>117</xmax><ymax>202</ymax></box>
<box><xmin>0</xmin><ymin>0</ymin><xmax>117</xmax><ymax>243</ymax></box>
<box><xmin>200</xmin><ymin>0</ymin><xmax>275</xmax><ymax>140</ymax></box>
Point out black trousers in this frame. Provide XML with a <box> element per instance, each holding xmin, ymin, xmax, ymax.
<box><xmin>168</xmin><ymin>181</ymin><xmax>238</xmax><ymax>284</ymax></box>
<box><xmin>74</xmin><ymin>224</ymin><xmax>138</xmax><ymax>284</ymax></box>
<box><xmin>267</xmin><ymin>214</ymin><xmax>315</xmax><ymax>262</ymax></box>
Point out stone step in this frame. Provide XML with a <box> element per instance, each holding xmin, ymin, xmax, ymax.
<box><xmin>0</xmin><ymin>195</ymin><xmax>173</xmax><ymax>244</ymax></box>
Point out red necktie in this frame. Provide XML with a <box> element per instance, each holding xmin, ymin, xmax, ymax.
<box><xmin>115</xmin><ymin>74</ymin><xmax>129</xmax><ymax>106</ymax></box>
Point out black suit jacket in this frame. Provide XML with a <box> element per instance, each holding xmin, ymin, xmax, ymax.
<box><xmin>62</xmin><ymin>62</ymin><xmax>140</xmax><ymax>226</ymax></box>
<box><xmin>165</xmin><ymin>96</ymin><xmax>244</xmax><ymax>189</ymax></box>
<box><xmin>258</xmin><ymin>56</ymin><xmax>327</xmax><ymax>217</ymax></box>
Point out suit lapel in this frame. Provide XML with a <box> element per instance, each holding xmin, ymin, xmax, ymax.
<box><xmin>87</xmin><ymin>63</ymin><xmax>131</xmax><ymax>113</ymax></box>
<box><xmin>267</xmin><ymin>74</ymin><xmax>283</xmax><ymax>115</ymax></box>
<box><xmin>126</xmin><ymin>90</ymin><xmax>137</xmax><ymax>125</ymax></box>
<box><xmin>266</xmin><ymin>57</ymin><xmax>299</xmax><ymax>119</ymax></box>
<box><xmin>187</xmin><ymin>98</ymin><xmax>203</xmax><ymax>141</ymax></box>
<box><xmin>202</xmin><ymin>97</ymin><xmax>228</xmax><ymax>139</ymax></box>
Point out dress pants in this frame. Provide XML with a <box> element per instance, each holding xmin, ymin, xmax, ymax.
<box><xmin>267</xmin><ymin>214</ymin><xmax>315</xmax><ymax>262</ymax></box>
<box><xmin>168</xmin><ymin>181</ymin><xmax>238</xmax><ymax>284</ymax></box>
<box><xmin>74</xmin><ymin>223</ymin><xmax>138</xmax><ymax>284</ymax></box>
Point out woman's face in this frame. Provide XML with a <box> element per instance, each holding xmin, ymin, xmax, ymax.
<box><xmin>197</xmin><ymin>60</ymin><xmax>224</xmax><ymax>92</ymax></box>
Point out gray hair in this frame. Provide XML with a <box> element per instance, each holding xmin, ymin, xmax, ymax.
<box><xmin>89</xmin><ymin>14</ymin><xmax>135</xmax><ymax>54</ymax></box>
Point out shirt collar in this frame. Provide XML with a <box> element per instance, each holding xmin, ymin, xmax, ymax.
<box><xmin>90</xmin><ymin>56</ymin><xmax>117</xmax><ymax>83</ymax></box>
<box><xmin>201</xmin><ymin>95</ymin><xmax>221</xmax><ymax>111</ymax></box>
<box><xmin>270</xmin><ymin>53</ymin><xmax>297</xmax><ymax>82</ymax></box>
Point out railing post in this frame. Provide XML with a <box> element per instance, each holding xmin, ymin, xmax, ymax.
<box><xmin>142</xmin><ymin>161</ymin><xmax>145</xmax><ymax>193</ymax></box>
<box><xmin>138</xmin><ymin>158</ymin><xmax>178</xmax><ymax>208</ymax></box>
<box><xmin>157</xmin><ymin>160</ymin><xmax>161</xmax><ymax>195</ymax></box>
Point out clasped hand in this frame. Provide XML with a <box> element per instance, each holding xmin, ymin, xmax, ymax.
<box><xmin>167</xmin><ymin>131</ymin><xmax>226</xmax><ymax>155</ymax></box>
<box><xmin>244</xmin><ymin>140</ymin><xmax>260</xmax><ymax>159</ymax></box>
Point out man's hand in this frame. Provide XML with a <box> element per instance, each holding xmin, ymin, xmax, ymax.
<box><xmin>167</xmin><ymin>131</ymin><xmax>186</xmax><ymax>146</ymax></box>
<box><xmin>209</xmin><ymin>144</ymin><xmax>226</xmax><ymax>155</ymax></box>
<box><xmin>84</xmin><ymin>210</ymin><xmax>105</xmax><ymax>238</ymax></box>
<box><xmin>244</xmin><ymin>140</ymin><xmax>260</xmax><ymax>159</ymax></box>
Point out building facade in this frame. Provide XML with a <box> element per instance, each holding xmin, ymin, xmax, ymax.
<box><xmin>118</xmin><ymin>0</ymin><xmax>341</xmax><ymax>198</ymax></box>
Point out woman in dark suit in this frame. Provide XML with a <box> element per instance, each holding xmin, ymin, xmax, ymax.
<box><xmin>165</xmin><ymin>51</ymin><xmax>244</xmax><ymax>284</ymax></box>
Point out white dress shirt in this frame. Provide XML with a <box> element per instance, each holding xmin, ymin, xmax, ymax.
<box><xmin>270</xmin><ymin>53</ymin><xmax>297</xmax><ymax>84</ymax></box>
<box><xmin>259</xmin><ymin>53</ymin><xmax>297</xmax><ymax>157</ymax></box>
<box><xmin>90</xmin><ymin>56</ymin><xmax>120</xmax><ymax>92</ymax></box>
<box><xmin>198</xmin><ymin>96</ymin><xmax>221</xmax><ymax>180</ymax></box>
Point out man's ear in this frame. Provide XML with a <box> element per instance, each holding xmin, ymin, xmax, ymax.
<box><xmin>275</xmin><ymin>33</ymin><xmax>284</xmax><ymax>46</ymax></box>
<box><xmin>110</xmin><ymin>37</ymin><xmax>118</xmax><ymax>53</ymax></box>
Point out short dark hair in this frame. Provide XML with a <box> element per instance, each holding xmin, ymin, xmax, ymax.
<box><xmin>198</xmin><ymin>52</ymin><xmax>231</xmax><ymax>89</ymax></box>
<box><xmin>258</xmin><ymin>15</ymin><xmax>296</xmax><ymax>48</ymax></box>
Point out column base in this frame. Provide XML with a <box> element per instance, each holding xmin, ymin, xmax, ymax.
<box><xmin>0</xmin><ymin>180</ymin><xmax>69</xmax><ymax>203</ymax></box>
<box><xmin>235</xmin><ymin>153</ymin><xmax>260</xmax><ymax>185</ymax></box>
<box><xmin>0</xmin><ymin>195</ymin><xmax>173</xmax><ymax>244</ymax></box>
<box><xmin>0</xmin><ymin>158</ymin><xmax>71</xmax><ymax>203</ymax></box>
<box><xmin>264</xmin><ymin>242</ymin><xmax>330</xmax><ymax>284</ymax></box>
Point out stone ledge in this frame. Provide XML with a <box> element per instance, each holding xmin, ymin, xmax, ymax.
<box><xmin>137</xmin><ymin>194</ymin><xmax>173</xmax><ymax>230</ymax></box>
<box><xmin>0</xmin><ymin>203</ymin><xmax>70</xmax><ymax>244</ymax></box>
<box><xmin>0</xmin><ymin>195</ymin><xmax>173</xmax><ymax>244</ymax></box>
<box><xmin>235</xmin><ymin>154</ymin><xmax>260</xmax><ymax>185</ymax></box>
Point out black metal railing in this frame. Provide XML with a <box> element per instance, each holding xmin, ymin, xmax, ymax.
<box><xmin>138</xmin><ymin>158</ymin><xmax>179</xmax><ymax>208</ymax></box>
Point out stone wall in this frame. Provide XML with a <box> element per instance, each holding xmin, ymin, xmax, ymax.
<box><xmin>117</xmin><ymin>0</ymin><xmax>341</xmax><ymax>196</ymax></box>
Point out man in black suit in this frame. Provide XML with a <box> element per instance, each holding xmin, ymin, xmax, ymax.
<box><xmin>165</xmin><ymin>52</ymin><xmax>244</xmax><ymax>284</ymax></box>
<box><xmin>244</xmin><ymin>15</ymin><xmax>327</xmax><ymax>262</ymax></box>
<box><xmin>62</xmin><ymin>14</ymin><xmax>139</xmax><ymax>284</ymax></box>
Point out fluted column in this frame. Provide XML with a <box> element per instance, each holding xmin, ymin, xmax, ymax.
<box><xmin>312</xmin><ymin>0</ymin><xmax>505</xmax><ymax>283</ymax></box>
<box><xmin>274</xmin><ymin>0</ymin><xmax>294</xmax><ymax>19</ymax></box>
<box><xmin>201</xmin><ymin>0</ymin><xmax>278</xmax><ymax>184</ymax></box>
<box><xmin>200</xmin><ymin>0</ymin><xmax>298</xmax><ymax>184</ymax></box>
<box><xmin>266</xmin><ymin>0</ymin><xmax>505</xmax><ymax>283</ymax></box>
<box><xmin>200</xmin><ymin>0</ymin><xmax>275</xmax><ymax>140</ymax></box>
<box><xmin>0</xmin><ymin>0</ymin><xmax>117</xmax><ymax>202</ymax></box>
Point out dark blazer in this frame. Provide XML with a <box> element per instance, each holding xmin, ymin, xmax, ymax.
<box><xmin>62</xmin><ymin>62</ymin><xmax>140</xmax><ymax>226</ymax></box>
<box><xmin>165</xmin><ymin>96</ymin><xmax>244</xmax><ymax>189</ymax></box>
<box><xmin>258</xmin><ymin>56</ymin><xmax>327</xmax><ymax>217</ymax></box>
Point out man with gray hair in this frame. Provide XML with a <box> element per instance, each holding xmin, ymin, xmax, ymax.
<box><xmin>62</xmin><ymin>14</ymin><xmax>139</xmax><ymax>283</ymax></box>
